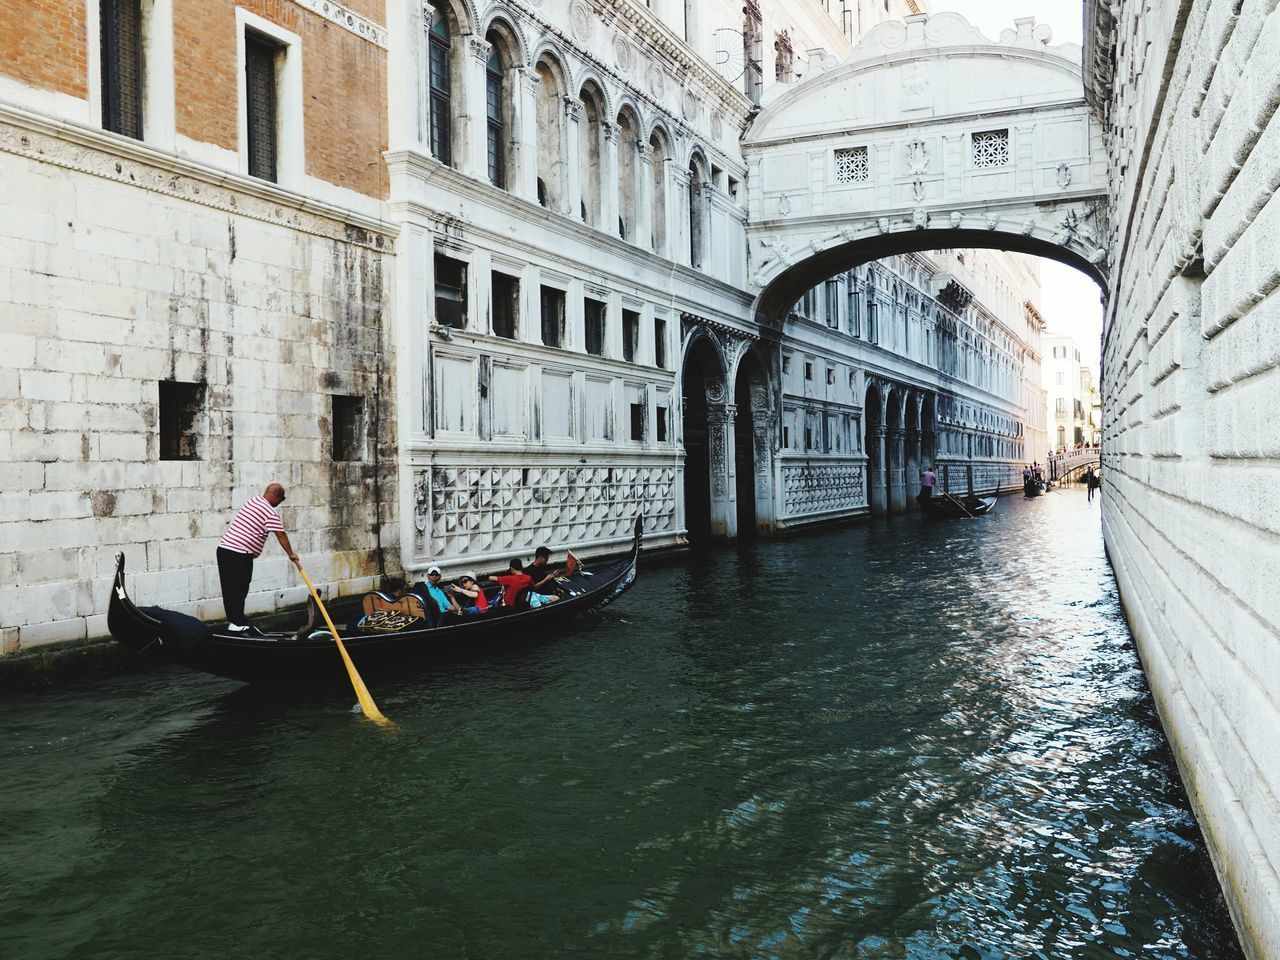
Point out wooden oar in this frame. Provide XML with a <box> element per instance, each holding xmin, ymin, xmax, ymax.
<box><xmin>943</xmin><ymin>490</ymin><xmax>977</xmax><ymax>519</ymax></box>
<box><xmin>293</xmin><ymin>559</ymin><xmax>392</xmax><ymax>727</ymax></box>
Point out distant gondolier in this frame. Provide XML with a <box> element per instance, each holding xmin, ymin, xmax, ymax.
<box><xmin>217</xmin><ymin>483</ymin><xmax>297</xmax><ymax>632</ymax></box>
<box><xmin>918</xmin><ymin>465</ymin><xmax>937</xmax><ymax>502</ymax></box>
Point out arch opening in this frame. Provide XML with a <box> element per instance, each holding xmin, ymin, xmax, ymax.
<box><xmin>733</xmin><ymin>350</ymin><xmax>770</xmax><ymax>539</ymax></box>
<box><xmin>681</xmin><ymin>336</ymin><xmax>725</xmax><ymax>546</ymax></box>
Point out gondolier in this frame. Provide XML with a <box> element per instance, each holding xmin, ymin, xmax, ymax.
<box><xmin>217</xmin><ymin>483</ymin><xmax>298</xmax><ymax>633</ymax></box>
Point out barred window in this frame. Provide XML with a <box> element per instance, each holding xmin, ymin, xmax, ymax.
<box><xmin>244</xmin><ymin>32</ymin><xmax>279</xmax><ymax>182</ymax></box>
<box><xmin>100</xmin><ymin>0</ymin><xmax>143</xmax><ymax>139</ymax></box>
<box><xmin>971</xmin><ymin>129</ymin><xmax>1010</xmax><ymax>168</ymax></box>
<box><xmin>834</xmin><ymin>146</ymin><xmax>868</xmax><ymax>184</ymax></box>
<box><xmin>486</xmin><ymin>45</ymin><xmax>506</xmax><ymax>188</ymax></box>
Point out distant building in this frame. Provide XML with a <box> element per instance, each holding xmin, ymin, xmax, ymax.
<box><xmin>1041</xmin><ymin>334</ymin><xmax>1092</xmax><ymax>449</ymax></box>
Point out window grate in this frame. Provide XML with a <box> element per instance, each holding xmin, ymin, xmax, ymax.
<box><xmin>245</xmin><ymin>33</ymin><xmax>278</xmax><ymax>181</ymax></box>
<box><xmin>101</xmin><ymin>0</ymin><xmax>143</xmax><ymax>139</ymax></box>
<box><xmin>971</xmin><ymin>129</ymin><xmax>1010</xmax><ymax>168</ymax></box>
<box><xmin>834</xmin><ymin>146</ymin><xmax>868</xmax><ymax>184</ymax></box>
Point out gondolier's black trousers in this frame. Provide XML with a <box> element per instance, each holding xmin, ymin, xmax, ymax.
<box><xmin>217</xmin><ymin>547</ymin><xmax>254</xmax><ymax>625</ymax></box>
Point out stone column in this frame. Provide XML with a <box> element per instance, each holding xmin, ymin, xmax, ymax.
<box><xmin>636</xmin><ymin>142</ymin><xmax>654</xmax><ymax>252</ymax></box>
<box><xmin>908</xmin><ymin>431</ymin><xmax>924</xmax><ymax>509</ymax></box>
<box><xmin>600</xmin><ymin>120</ymin><xmax>620</xmax><ymax>238</ymax></box>
<box><xmin>752</xmin><ymin>411</ymin><xmax>779</xmax><ymax>534</ymax></box>
<box><xmin>564</xmin><ymin>97</ymin><xmax>583</xmax><ymax>220</ymax></box>
<box><xmin>462</xmin><ymin>34</ymin><xmax>492</xmax><ymax>180</ymax></box>
<box><xmin>889</xmin><ymin>428</ymin><xmax>907</xmax><ymax>512</ymax></box>
<box><xmin>707</xmin><ymin>402</ymin><xmax>737</xmax><ymax>539</ymax></box>
<box><xmin>869</xmin><ymin>427</ymin><xmax>888</xmax><ymax>515</ymax></box>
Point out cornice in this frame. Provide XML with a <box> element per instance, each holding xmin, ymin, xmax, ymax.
<box><xmin>0</xmin><ymin>102</ymin><xmax>395</xmax><ymax>249</ymax></box>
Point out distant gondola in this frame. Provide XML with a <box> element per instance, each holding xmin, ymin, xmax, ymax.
<box><xmin>1023</xmin><ymin>478</ymin><xmax>1045</xmax><ymax>497</ymax></box>
<box><xmin>920</xmin><ymin>493</ymin><xmax>998</xmax><ymax>519</ymax></box>
<box><xmin>108</xmin><ymin>518</ymin><xmax>642</xmax><ymax>687</ymax></box>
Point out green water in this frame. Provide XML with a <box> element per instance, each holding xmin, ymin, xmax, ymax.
<box><xmin>0</xmin><ymin>490</ymin><xmax>1241</xmax><ymax>959</ymax></box>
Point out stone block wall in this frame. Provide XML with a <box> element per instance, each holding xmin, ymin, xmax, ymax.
<box><xmin>1096</xmin><ymin>1</ymin><xmax>1280</xmax><ymax>955</ymax></box>
<box><xmin>0</xmin><ymin>111</ymin><xmax>396</xmax><ymax>655</ymax></box>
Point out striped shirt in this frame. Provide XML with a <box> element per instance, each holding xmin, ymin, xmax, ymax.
<box><xmin>218</xmin><ymin>495</ymin><xmax>284</xmax><ymax>557</ymax></box>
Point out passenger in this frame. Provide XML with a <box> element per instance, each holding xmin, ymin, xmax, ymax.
<box><xmin>421</xmin><ymin>565</ymin><xmax>462</xmax><ymax>617</ymax></box>
<box><xmin>526</xmin><ymin>545</ymin><xmax>562</xmax><ymax>593</ymax></box>
<box><xmin>489</xmin><ymin>558</ymin><xmax>534</xmax><ymax>608</ymax></box>
<box><xmin>1023</xmin><ymin>464</ymin><xmax>1032</xmax><ymax>482</ymax></box>
<box><xmin>451</xmin><ymin>572</ymin><xmax>489</xmax><ymax>617</ymax></box>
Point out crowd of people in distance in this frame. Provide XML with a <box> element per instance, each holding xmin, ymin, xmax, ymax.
<box><xmin>415</xmin><ymin>546</ymin><xmax>564</xmax><ymax>620</ymax></box>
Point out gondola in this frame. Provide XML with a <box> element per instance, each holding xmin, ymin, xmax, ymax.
<box><xmin>920</xmin><ymin>492</ymin><xmax>998</xmax><ymax>519</ymax></box>
<box><xmin>1023</xmin><ymin>478</ymin><xmax>1045</xmax><ymax>497</ymax></box>
<box><xmin>108</xmin><ymin>518</ymin><xmax>642</xmax><ymax>687</ymax></box>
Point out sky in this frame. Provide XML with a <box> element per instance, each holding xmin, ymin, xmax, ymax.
<box><xmin>936</xmin><ymin>1</ymin><xmax>1102</xmax><ymax>373</ymax></box>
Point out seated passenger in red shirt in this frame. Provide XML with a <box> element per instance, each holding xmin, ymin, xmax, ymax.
<box><xmin>451</xmin><ymin>572</ymin><xmax>489</xmax><ymax>616</ymax></box>
<box><xmin>489</xmin><ymin>558</ymin><xmax>533</xmax><ymax>607</ymax></box>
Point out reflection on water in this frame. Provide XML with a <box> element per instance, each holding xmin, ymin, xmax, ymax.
<box><xmin>0</xmin><ymin>490</ymin><xmax>1242</xmax><ymax>959</ymax></box>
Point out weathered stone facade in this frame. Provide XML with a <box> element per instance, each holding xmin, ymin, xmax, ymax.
<box><xmin>1090</xmin><ymin>1</ymin><xmax>1280</xmax><ymax>955</ymax></box>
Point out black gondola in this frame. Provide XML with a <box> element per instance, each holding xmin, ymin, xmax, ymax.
<box><xmin>1023</xmin><ymin>478</ymin><xmax>1045</xmax><ymax>497</ymax></box>
<box><xmin>920</xmin><ymin>493</ymin><xmax>998</xmax><ymax>519</ymax></box>
<box><xmin>108</xmin><ymin>518</ymin><xmax>642</xmax><ymax>687</ymax></box>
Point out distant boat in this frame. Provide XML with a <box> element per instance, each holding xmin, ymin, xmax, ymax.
<box><xmin>921</xmin><ymin>493</ymin><xmax>998</xmax><ymax>519</ymax></box>
<box><xmin>1023</xmin><ymin>478</ymin><xmax>1045</xmax><ymax>497</ymax></box>
<box><xmin>108</xmin><ymin>519</ymin><xmax>642</xmax><ymax>687</ymax></box>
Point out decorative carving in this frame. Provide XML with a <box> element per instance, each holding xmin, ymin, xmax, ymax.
<box><xmin>570</xmin><ymin>2</ymin><xmax>592</xmax><ymax>41</ymax></box>
<box><xmin>1021</xmin><ymin>218</ymin><xmax>1035</xmax><ymax>235</ymax></box>
<box><xmin>878</xmin><ymin>217</ymin><xmax>891</xmax><ymax>234</ymax></box>
<box><xmin>905</xmin><ymin>138</ymin><xmax>929</xmax><ymax>175</ymax></box>
<box><xmin>986</xmin><ymin>213</ymin><xmax>1001</xmax><ymax>230</ymax></box>
<box><xmin>681</xmin><ymin>88</ymin><xmax>699</xmax><ymax>121</ymax></box>
<box><xmin>913</xmin><ymin>208</ymin><xmax>929</xmax><ymax>230</ymax></box>
<box><xmin>647</xmin><ymin>63</ymin><xmax>666</xmax><ymax>98</ymax></box>
<box><xmin>912</xmin><ymin>178</ymin><xmax>926</xmax><ymax>202</ymax></box>
<box><xmin>711</xmin><ymin>112</ymin><xmax>724</xmax><ymax>141</ymax></box>
<box><xmin>777</xmin><ymin>193</ymin><xmax>791</xmax><ymax>215</ymax></box>
<box><xmin>294</xmin><ymin>0</ymin><xmax>388</xmax><ymax>47</ymax></box>
<box><xmin>564</xmin><ymin>97</ymin><xmax>583</xmax><ymax>122</ymax></box>
<box><xmin>613</xmin><ymin>35</ymin><xmax>635</xmax><ymax>73</ymax></box>
<box><xmin>1057</xmin><ymin>162</ymin><xmax>1072</xmax><ymax>188</ymax></box>
<box><xmin>468</xmin><ymin>35</ymin><xmax>492</xmax><ymax>62</ymax></box>
<box><xmin>950</xmin><ymin>211</ymin><xmax>963</xmax><ymax>228</ymax></box>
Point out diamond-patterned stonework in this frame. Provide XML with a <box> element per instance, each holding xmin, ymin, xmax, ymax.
<box><xmin>782</xmin><ymin>463</ymin><xmax>865</xmax><ymax>517</ymax></box>
<box><xmin>413</xmin><ymin>463</ymin><xmax>677</xmax><ymax>561</ymax></box>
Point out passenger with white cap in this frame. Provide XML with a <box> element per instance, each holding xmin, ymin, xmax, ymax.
<box><xmin>420</xmin><ymin>565</ymin><xmax>461</xmax><ymax>617</ymax></box>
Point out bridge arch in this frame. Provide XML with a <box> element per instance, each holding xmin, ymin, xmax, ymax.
<box><xmin>742</xmin><ymin>12</ymin><xmax>1109</xmax><ymax>323</ymax></box>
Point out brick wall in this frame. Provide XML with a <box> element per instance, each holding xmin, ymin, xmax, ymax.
<box><xmin>0</xmin><ymin>0</ymin><xmax>88</xmax><ymax>99</ymax></box>
<box><xmin>0</xmin><ymin>116</ymin><xmax>397</xmax><ymax>654</ymax></box>
<box><xmin>1099</xmin><ymin>1</ymin><xmax>1280</xmax><ymax>956</ymax></box>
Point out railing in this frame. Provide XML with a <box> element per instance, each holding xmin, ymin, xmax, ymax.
<box><xmin>1048</xmin><ymin>448</ymin><xmax>1101</xmax><ymax>481</ymax></box>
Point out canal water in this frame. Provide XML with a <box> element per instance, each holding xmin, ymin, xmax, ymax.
<box><xmin>0</xmin><ymin>489</ymin><xmax>1242</xmax><ymax>959</ymax></box>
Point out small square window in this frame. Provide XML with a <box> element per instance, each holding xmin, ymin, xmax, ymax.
<box><xmin>491</xmin><ymin>271</ymin><xmax>518</xmax><ymax>339</ymax></box>
<box><xmin>629</xmin><ymin>403</ymin><xmax>645</xmax><ymax>441</ymax></box>
<box><xmin>159</xmin><ymin>380</ymin><xmax>205</xmax><ymax>461</ymax></box>
<box><xmin>332</xmin><ymin>395</ymin><xmax>364</xmax><ymax>462</ymax></box>
<box><xmin>971</xmin><ymin>129</ymin><xmax>1010</xmax><ymax>168</ymax></box>
<box><xmin>656</xmin><ymin>406</ymin><xmax>668</xmax><ymax>442</ymax></box>
<box><xmin>804</xmin><ymin>362</ymin><xmax>813</xmax><ymax>381</ymax></box>
<box><xmin>623</xmin><ymin>309</ymin><xmax>640</xmax><ymax>363</ymax></box>
<box><xmin>435</xmin><ymin>253</ymin><xmax>467</xmax><ymax>328</ymax></box>
<box><xmin>585</xmin><ymin>297</ymin><xmax>607</xmax><ymax>356</ymax></box>
<box><xmin>540</xmin><ymin>285</ymin><xmax>565</xmax><ymax>347</ymax></box>
<box><xmin>653</xmin><ymin>318</ymin><xmax>667</xmax><ymax>369</ymax></box>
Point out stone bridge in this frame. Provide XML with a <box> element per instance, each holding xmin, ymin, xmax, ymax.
<box><xmin>1049</xmin><ymin>447</ymin><xmax>1101</xmax><ymax>482</ymax></box>
<box><xmin>742</xmin><ymin>12</ymin><xmax>1110</xmax><ymax>322</ymax></box>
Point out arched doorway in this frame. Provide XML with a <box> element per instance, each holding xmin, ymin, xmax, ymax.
<box><xmin>864</xmin><ymin>383</ymin><xmax>885</xmax><ymax>515</ymax></box>
<box><xmin>681</xmin><ymin>334</ymin><xmax>727</xmax><ymax>545</ymax></box>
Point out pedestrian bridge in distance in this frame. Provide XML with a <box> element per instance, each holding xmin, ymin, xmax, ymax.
<box><xmin>742</xmin><ymin>12</ymin><xmax>1110</xmax><ymax>323</ymax></box>
<box><xmin>1050</xmin><ymin>448</ymin><xmax>1102</xmax><ymax>482</ymax></box>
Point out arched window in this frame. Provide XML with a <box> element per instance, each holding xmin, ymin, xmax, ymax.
<box><xmin>485</xmin><ymin>43</ymin><xmax>506</xmax><ymax>188</ymax></box>
<box><xmin>649</xmin><ymin>129</ymin><xmax>669</xmax><ymax>254</ymax></box>
<box><xmin>688</xmin><ymin>154</ymin><xmax>707</xmax><ymax>268</ymax></box>
<box><xmin>535</xmin><ymin>57</ymin><xmax>567</xmax><ymax>212</ymax></box>
<box><xmin>616</xmin><ymin>109</ymin><xmax>640</xmax><ymax>241</ymax></box>
<box><xmin>428</xmin><ymin>13</ymin><xmax>453</xmax><ymax>164</ymax></box>
<box><xmin>578</xmin><ymin>84</ymin><xmax>605</xmax><ymax>227</ymax></box>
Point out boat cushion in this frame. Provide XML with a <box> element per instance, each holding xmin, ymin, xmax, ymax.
<box><xmin>140</xmin><ymin>606</ymin><xmax>213</xmax><ymax>648</ymax></box>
